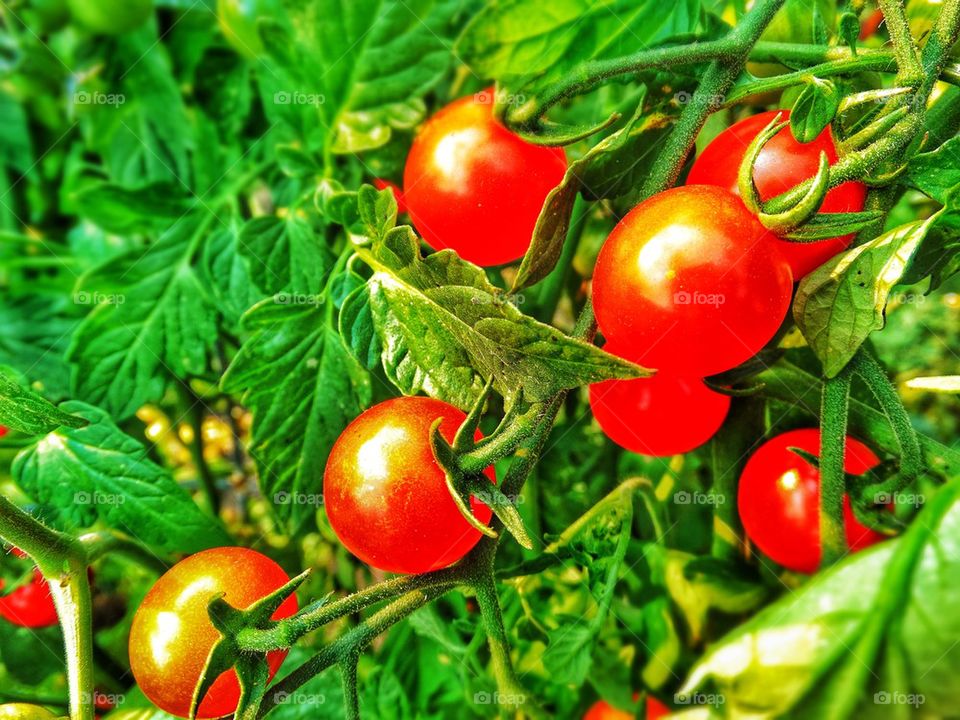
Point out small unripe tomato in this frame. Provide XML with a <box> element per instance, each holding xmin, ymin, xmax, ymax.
<box><xmin>687</xmin><ymin>110</ymin><xmax>867</xmax><ymax>279</ymax></box>
<box><xmin>738</xmin><ymin>429</ymin><xmax>886</xmax><ymax>574</ymax></box>
<box><xmin>0</xmin><ymin>705</ymin><xmax>58</xmax><ymax>720</ymax></box>
<box><xmin>592</xmin><ymin>185</ymin><xmax>793</xmax><ymax>377</ymax></box>
<box><xmin>403</xmin><ymin>91</ymin><xmax>567</xmax><ymax>267</ymax></box>
<box><xmin>66</xmin><ymin>0</ymin><xmax>152</xmax><ymax>34</ymax></box>
<box><xmin>129</xmin><ymin>547</ymin><xmax>298</xmax><ymax>719</ymax></box>
<box><xmin>217</xmin><ymin>0</ymin><xmax>280</xmax><ymax>58</ymax></box>
<box><xmin>324</xmin><ymin>396</ymin><xmax>494</xmax><ymax>574</ymax></box>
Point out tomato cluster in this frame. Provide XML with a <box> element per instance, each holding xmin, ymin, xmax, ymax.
<box><xmin>584</xmin><ymin>695</ymin><xmax>669</xmax><ymax>719</ymax></box>
<box><xmin>324</xmin><ymin>396</ymin><xmax>494</xmax><ymax>574</ymax></box>
<box><xmin>737</xmin><ymin>429</ymin><xmax>886</xmax><ymax>573</ymax></box>
<box><xmin>129</xmin><ymin>547</ymin><xmax>298</xmax><ymax>719</ymax></box>
<box><xmin>0</xmin><ymin>547</ymin><xmax>58</xmax><ymax>629</ymax></box>
<box><xmin>589</xmin><ymin>108</ymin><xmax>863</xmax><ymax>456</ymax></box>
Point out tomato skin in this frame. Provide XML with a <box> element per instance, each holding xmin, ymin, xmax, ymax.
<box><xmin>0</xmin><ymin>548</ymin><xmax>59</xmax><ymax>629</ymax></box>
<box><xmin>324</xmin><ymin>396</ymin><xmax>494</xmax><ymax>574</ymax></box>
<box><xmin>737</xmin><ymin>429</ymin><xmax>885</xmax><ymax>574</ymax></box>
<box><xmin>373</xmin><ymin>178</ymin><xmax>408</xmax><ymax>215</ymax></box>
<box><xmin>0</xmin><ymin>425</ymin><xmax>7</xmax><ymax>438</ymax></box>
<box><xmin>403</xmin><ymin>93</ymin><xmax>567</xmax><ymax>267</ymax></box>
<box><xmin>687</xmin><ymin>110</ymin><xmax>867</xmax><ymax>279</ymax></box>
<box><xmin>66</xmin><ymin>0</ymin><xmax>152</xmax><ymax>34</ymax></box>
<box><xmin>592</xmin><ymin>185</ymin><xmax>793</xmax><ymax>377</ymax></box>
<box><xmin>584</xmin><ymin>696</ymin><xmax>669</xmax><ymax>719</ymax></box>
<box><xmin>590</xmin><ymin>344</ymin><xmax>729</xmax><ymax>456</ymax></box>
<box><xmin>0</xmin><ymin>705</ymin><xmax>58</xmax><ymax>720</ymax></box>
<box><xmin>129</xmin><ymin>547</ymin><xmax>298</xmax><ymax>719</ymax></box>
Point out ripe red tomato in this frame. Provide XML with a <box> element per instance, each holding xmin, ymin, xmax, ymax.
<box><xmin>0</xmin><ymin>425</ymin><xmax>8</xmax><ymax>438</ymax></box>
<box><xmin>592</xmin><ymin>185</ymin><xmax>793</xmax><ymax>377</ymax></box>
<box><xmin>687</xmin><ymin>110</ymin><xmax>867</xmax><ymax>279</ymax></box>
<box><xmin>324</xmin><ymin>396</ymin><xmax>494</xmax><ymax>574</ymax></box>
<box><xmin>373</xmin><ymin>178</ymin><xmax>408</xmax><ymax>215</ymax></box>
<box><xmin>860</xmin><ymin>9</ymin><xmax>885</xmax><ymax>39</ymax></box>
<box><xmin>0</xmin><ymin>548</ymin><xmax>58</xmax><ymax>628</ymax></box>
<box><xmin>403</xmin><ymin>92</ymin><xmax>567</xmax><ymax>267</ymax></box>
<box><xmin>584</xmin><ymin>696</ymin><xmax>669</xmax><ymax>719</ymax></box>
<box><xmin>129</xmin><ymin>547</ymin><xmax>298</xmax><ymax>719</ymax></box>
<box><xmin>590</xmin><ymin>343</ymin><xmax>729</xmax><ymax>456</ymax></box>
<box><xmin>737</xmin><ymin>428</ymin><xmax>886</xmax><ymax>574</ymax></box>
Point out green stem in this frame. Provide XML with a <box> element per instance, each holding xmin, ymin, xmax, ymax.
<box><xmin>256</xmin><ymin>586</ymin><xmax>450</xmax><ymax>718</ymax></box>
<box><xmin>878</xmin><ymin>0</ymin><xmax>925</xmax><ymax>84</ymax></box>
<box><xmin>474</xmin><ymin>574</ymin><xmax>543</xmax><ymax>718</ymax></box>
<box><xmin>819</xmin><ymin>368</ymin><xmax>853</xmax><ymax>569</ymax></box>
<box><xmin>180</xmin><ymin>381</ymin><xmax>220</xmax><ymax>516</ymax></box>
<box><xmin>852</xmin><ymin>350</ymin><xmax>924</xmax><ymax>482</ymax></box>
<box><xmin>340</xmin><ymin>657</ymin><xmax>361</xmax><ymax>720</ymax></box>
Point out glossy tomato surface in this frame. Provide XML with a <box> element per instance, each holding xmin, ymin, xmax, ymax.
<box><xmin>129</xmin><ymin>547</ymin><xmax>298</xmax><ymax>719</ymax></box>
<box><xmin>403</xmin><ymin>92</ymin><xmax>567</xmax><ymax>267</ymax></box>
<box><xmin>0</xmin><ymin>548</ymin><xmax>58</xmax><ymax>628</ymax></box>
<box><xmin>592</xmin><ymin>185</ymin><xmax>793</xmax><ymax>377</ymax></box>
<box><xmin>324</xmin><ymin>396</ymin><xmax>494</xmax><ymax>574</ymax></box>
<box><xmin>590</xmin><ymin>344</ymin><xmax>730</xmax><ymax>456</ymax></box>
<box><xmin>584</xmin><ymin>696</ymin><xmax>669</xmax><ymax>719</ymax></box>
<box><xmin>737</xmin><ymin>428</ymin><xmax>885</xmax><ymax>574</ymax></box>
<box><xmin>687</xmin><ymin>110</ymin><xmax>867</xmax><ymax>278</ymax></box>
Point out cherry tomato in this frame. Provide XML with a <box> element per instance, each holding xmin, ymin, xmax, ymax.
<box><xmin>592</xmin><ymin>185</ymin><xmax>793</xmax><ymax>377</ymax></box>
<box><xmin>0</xmin><ymin>705</ymin><xmax>58</xmax><ymax>720</ymax></box>
<box><xmin>0</xmin><ymin>425</ymin><xmax>7</xmax><ymax>438</ymax></box>
<box><xmin>0</xmin><ymin>548</ymin><xmax>59</xmax><ymax>628</ymax></box>
<box><xmin>860</xmin><ymin>9</ymin><xmax>885</xmax><ymax>39</ymax></box>
<box><xmin>584</xmin><ymin>696</ymin><xmax>669</xmax><ymax>719</ymax></box>
<box><xmin>737</xmin><ymin>428</ymin><xmax>886</xmax><ymax>574</ymax></box>
<box><xmin>324</xmin><ymin>396</ymin><xmax>494</xmax><ymax>574</ymax></box>
<box><xmin>129</xmin><ymin>547</ymin><xmax>298</xmax><ymax>719</ymax></box>
<box><xmin>373</xmin><ymin>178</ymin><xmax>408</xmax><ymax>215</ymax></box>
<box><xmin>403</xmin><ymin>92</ymin><xmax>567</xmax><ymax>267</ymax></box>
<box><xmin>217</xmin><ymin>0</ymin><xmax>280</xmax><ymax>58</ymax></box>
<box><xmin>66</xmin><ymin>0</ymin><xmax>152</xmax><ymax>34</ymax></box>
<box><xmin>687</xmin><ymin>110</ymin><xmax>867</xmax><ymax>279</ymax></box>
<box><xmin>590</xmin><ymin>343</ymin><xmax>729</xmax><ymax>456</ymax></box>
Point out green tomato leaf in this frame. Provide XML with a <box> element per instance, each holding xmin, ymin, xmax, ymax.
<box><xmin>12</xmin><ymin>402</ymin><xmax>230</xmax><ymax>553</ymax></box>
<box><xmin>0</xmin><ymin>371</ymin><xmax>87</xmax><ymax>435</ymax></box>
<box><xmin>0</xmin><ymin>296</ymin><xmax>76</xmax><ymax>399</ymax></box>
<box><xmin>68</xmin><ymin>216</ymin><xmax>219</xmax><ymax>419</ymax></box>
<box><xmin>458</xmin><ymin>0</ymin><xmax>711</xmax><ymax>86</ymax></box>
<box><xmin>905</xmin><ymin>135</ymin><xmax>960</xmax><ymax>207</ymax></box>
<box><xmin>681</xmin><ymin>474</ymin><xmax>960</xmax><ymax>718</ymax></box>
<box><xmin>261</xmin><ymin>0</ymin><xmax>467</xmax><ymax>155</ymax></box>
<box><xmin>199</xmin><ymin>226</ymin><xmax>268</xmax><ymax>331</ymax></box>
<box><xmin>221</xmin><ymin>299</ymin><xmax>372</xmax><ymax>528</ymax></box>
<box><xmin>790</xmin><ymin>78</ymin><xmax>841</xmax><ymax>144</ymax></box>
<box><xmin>236</xmin><ymin>215</ymin><xmax>333</xmax><ymax>295</ymax></box>
<box><xmin>793</xmin><ymin>214</ymin><xmax>940</xmax><ymax>377</ymax></box>
<box><xmin>70</xmin><ymin>180</ymin><xmax>194</xmax><ymax>235</ymax></box>
<box><xmin>347</xmin><ymin>224</ymin><xmax>642</xmax><ymax>407</ymax></box>
<box><xmin>512</xmin><ymin>98</ymin><xmax>675</xmax><ymax>292</ymax></box>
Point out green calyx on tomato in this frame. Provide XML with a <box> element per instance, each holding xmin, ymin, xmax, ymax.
<box><xmin>403</xmin><ymin>91</ymin><xmax>567</xmax><ymax>267</ymax></box>
<box><xmin>0</xmin><ymin>547</ymin><xmax>59</xmax><ymax>629</ymax></box>
<box><xmin>592</xmin><ymin>185</ymin><xmax>793</xmax><ymax>377</ymax></box>
<box><xmin>324</xmin><ymin>396</ymin><xmax>494</xmax><ymax>575</ymax></box>
<box><xmin>66</xmin><ymin>0</ymin><xmax>152</xmax><ymax>35</ymax></box>
<box><xmin>737</xmin><ymin>428</ymin><xmax>887</xmax><ymax>574</ymax></box>
<box><xmin>687</xmin><ymin>110</ymin><xmax>867</xmax><ymax>279</ymax></box>
<box><xmin>590</xmin><ymin>343</ymin><xmax>730</xmax><ymax>457</ymax></box>
<box><xmin>129</xmin><ymin>547</ymin><xmax>298</xmax><ymax>719</ymax></box>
